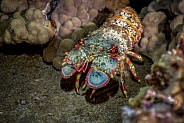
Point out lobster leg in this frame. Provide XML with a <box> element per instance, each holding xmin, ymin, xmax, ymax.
<box><xmin>119</xmin><ymin>60</ymin><xmax>128</xmax><ymax>98</ymax></box>
<box><xmin>82</xmin><ymin>79</ymin><xmax>96</xmax><ymax>98</ymax></box>
<box><xmin>75</xmin><ymin>71</ymin><xmax>82</xmax><ymax>94</ymax></box>
<box><xmin>126</xmin><ymin>51</ymin><xmax>144</xmax><ymax>62</ymax></box>
<box><xmin>90</xmin><ymin>90</ymin><xmax>96</xmax><ymax>98</ymax></box>
<box><xmin>125</xmin><ymin>57</ymin><xmax>141</xmax><ymax>82</ymax></box>
<box><xmin>82</xmin><ymin>81</ymin><xmax>87</xmax><ymax>90</ymax></box>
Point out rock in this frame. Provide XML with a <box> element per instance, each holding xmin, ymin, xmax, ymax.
<box><xmin>53</xmin><ymin>56</ymin><xmax>64</xmax><ymax>70</ymax></box>
<box><xmin>105</xmin><ymin>0</ymin><xmax>129</xmax><ymax>11</ymax></box>
<box><xmin>142</xmin><ymin>11</ymin><xmax>166</xmax><ymax>37</ymax></box>
<box><xmin>63</xmin><ymin>20</ymin><xmax>74</xmax><ymax>31</ymax></box>
<box><xmin>147</xmin><ymin>35</ymin><xmax>159</xmax><ymax>51</ymax></box>
<box><xmin>71</xmin><ymin>17</ymin><xmax>81</xmax><ymax>29</ymax></box>
<box><xmin>178</xmin><ymin>0</ymin><xmax>184</xmax><ymax>14</ymax></box>
<box><xmin>171</xmin><ymin>0</ymin><xmax>181</xmax><ymax>15</ymax></box>
<box><xmin>140</xmin><ymin>37</ymin><xmax>149</xmax><ymax>51</ymax></box>
<box><xmin>170</xmin><ymin>15</ymin><xmax>184</xmax><ymax>32</ymax></box>
<box><xmin>43</xmin><ymin>45</ymin><xmax>57</xmax><ymax>63</ymax></box>
<box><xmin>82</xmin><ymin>22</ymin><xmax>97</xmax><ymax>33</ymax></box>
<box><xmin>57</xmin><ymin>38</ymin><xmax>75</xmax><ymax>56</ymax></box>
<box><xmin>59</xmin><ymin>27</ymin><xmax>72</xmax><ymax>38</ymax></box>
<box><xmin>70</xmin><ymin>28</ymin><xmax>86</xmax><ymax>42</ymax></box>
<box><xmin>147</xmin><ymin>0</ymin><xmax>172</xmax><ymax>12</ymax></box>
<box><xmin>0</xmin><ymin>0</ymin><xmax>28</xmax><ymax>13</ymax></box>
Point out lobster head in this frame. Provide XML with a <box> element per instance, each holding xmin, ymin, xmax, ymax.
<box><xmin>61</xmin><ymin>48</ymin><xmax>88</xmax><ymax>78</ymax></box>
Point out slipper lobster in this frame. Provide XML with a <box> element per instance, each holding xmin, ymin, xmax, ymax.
<box><xmin>61</xmin><ymin>7</ymin><xmax>143</xmax><ymax>98</ymax></box>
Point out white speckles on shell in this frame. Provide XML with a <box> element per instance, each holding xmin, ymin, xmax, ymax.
<box><xmin>101</xmin><ymin>27</ymin><xmax>129</xmax><ymax>53</ymax></box>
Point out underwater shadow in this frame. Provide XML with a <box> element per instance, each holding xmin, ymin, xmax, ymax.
<box><xmin>0</xmin><ymin>43</ymin><xmax>44</xmax><ymax>55</ymax></box>
<box><xmin>85</xmin><ymin>79</ymin><xmax>119</xmax><ymax>104</ymax></box>
<box><xmin>60</xmin><ymin>71</ymin><xmax>119</xmax><ymax>104</ymax></box>
<box><xmin>60</xmin><ymin>76</ymin><xmax>75</xmax><ymax>92</ymax></box>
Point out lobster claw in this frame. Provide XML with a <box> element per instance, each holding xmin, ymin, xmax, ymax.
<box><xmin>85</xmin><ymin>68</ymin><xmax>110</xmax><ymax>98</ymax></box>
<box><xmin>61</xmin><ymin>64</ymin><xmax>76</xmax><ymax>78</ymax></box>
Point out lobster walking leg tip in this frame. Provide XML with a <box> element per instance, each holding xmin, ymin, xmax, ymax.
<box><xmin>138</xmin><ymin>79</ymin><xmax>141</xmax><ymax>83</ymax></box>
<box><xmin>76</xmin><ymin>88</ymin><xmax>80</xmax><ymax>94</ymax></box>
<box><xmin>82</xmin><ymin>84</ymin><xmax>87</xmax><ymax>90</ymax></box>
<box><xmin>90</xmin><ymin>93</ymin><xmax>94</xmax><ymax>99</ymax></box>
<box><xmin>89</xmin><ymin>90</ymin><xmax>96</xmax><ymax>98</ymax></box>
<box><xmin>124</xmin><ymin>91</ymin><xmax>128</xmax><ymax>98</ymax></box>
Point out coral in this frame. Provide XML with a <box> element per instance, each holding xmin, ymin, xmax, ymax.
<box><xmin>53</xmin><ymin>56</ymin><xmax>64</xmax><ymax>70</ymax></box>
<box><xmin>81</xmin><ymin>22</ymin><xmax>98</xmax><ymax>33</ymax></box>
<box><xmin>49</xmin><ymin>38</ymin><xmax>76</xmax><ymax>70</ymax></box>
<box><xmin>42</xmin><ymin>0</ymin><xmax>108</xmax><ymax>66</ymax></box>
<box><xmin>44</xmin><ymin>0</ymin><xmax>132</xmax><ymax>68</ymax></box>
<box><xmin>51</xmin><ymin>0</ymin><xmax>105</xmax><ymax>38</ymax></box>
<box><xmin>28</xmin><ymin>0</ymin><xmax>50</xmax><ymax>10</ymax></box>
<box><xmin>0</xmin><ymin>0</ymin><xmax>130</xmax><ymax>67</ymax></box>
<box><xmin>0</xmin><ymin>0</ymin><xmax>28</xmax><ymax>13</ymax></box>
<box><xmin>170</xmin><ymin>15</ymin><xmax>184</xmax><ymax>32</ymax></box>
<box><xmin>121</xmin><ymin>33</ymin><xmax>184</xmax><ymax>122</ymax></box>
<box><xmin>56</xmin><ymin>38</ymin><xmax>76</xmax><ymax>57</ymax></box>
<box><xmin>138</xmin><ymin>7</ymin><xmax>148</xmax><ymax>19</ymax></box>
<box><xmin>169</xmin><ymin>31</ymin><xmax>184</xmax><ymax>50</ymax></box>
<box><xmin>105</xmin><ymin>0</ymin><xmax>129</xmax><ymax>11</ymax></box>
<box><xmin>171</xmin><ymin>0</ymin><xmax>184</xmax><ymax>15</ymax></box>
<box><xmin>0</xmin><ymin>0</ymin><xmax>105</xmax><ymax>45</ymax></box>
<box><xmin>135</xmin><ymin>32</ymin><xmax>168</xmax><ymax>62</ymax></box>
<box><xmin>147</xmin><ymin>0</ymin><xmax>172</xmax><ymax>12</ymax></box>
<box><xmin>1</xmin><ymin>8</ymin><xmax>55</xmax><ymax>45</ymax></box>
<box><xmin>146</xmin><ymin>46</ymin><xmax>184</xmax><ymax>109</ymax></box>
<box><xmin>134</xmin><ymin>0</ymin><xmax>184</xmax><ymax>62</ymax></box>
<box><xmin>128</xmin><ymin>86</ymin><xmax>151</xmax><ymax>107</ymax></box>
<box><xmin>43</xmin><ymin>43</ymin><xmax>57</xmax><ymax>63</ymax></box>
<box><xmin>121</xmin><ymin>2</ymin><xmax>184</xmax><ymax>121</ymax></box>
<box><xmin>134</xmin><ymin>10</ymin><xmax>168</xmax><ymax>62</ymax></box>
<box><xmin>142</xmin><ymin>11</ymin><xmax>166</xmax><ymax>37</ymax></box>
<box><xmin>70</xmin><ymin>28</ymin><xmax>86</xmax><ymax>41</ymax></box>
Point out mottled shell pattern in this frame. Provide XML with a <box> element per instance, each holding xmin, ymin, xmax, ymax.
<box><xmin>102</xmin><ymin>7</ymin><xmax>143</xmax><ymax>53</ymax></box>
